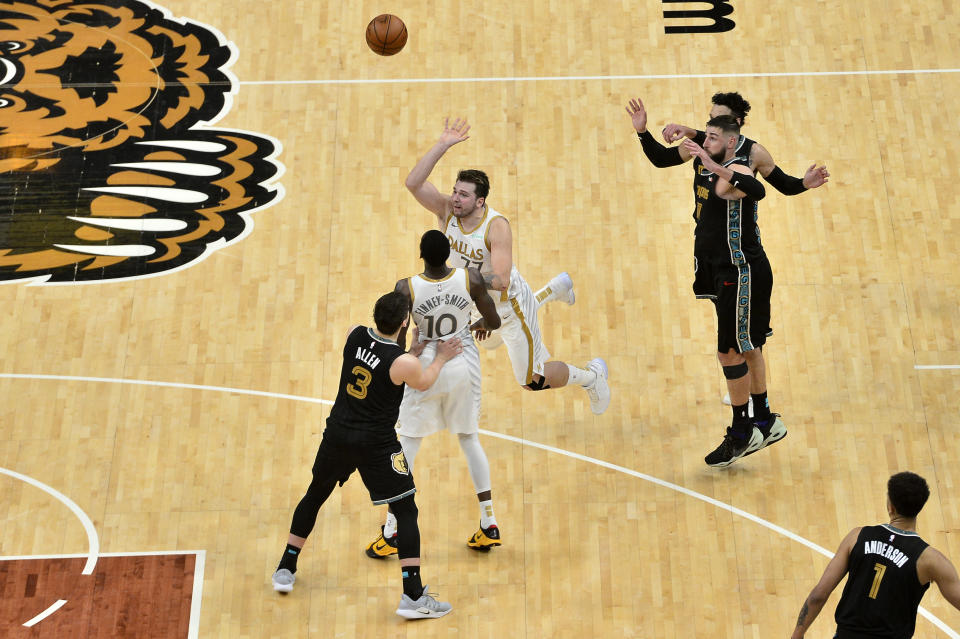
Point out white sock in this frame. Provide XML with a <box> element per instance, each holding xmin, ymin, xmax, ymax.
<box><xmin>534</xmin><ymin>283</ymin><xmax>553</xmax><ymax>307</ymax></box>
<box><xmin>383</xmin><ymin>511</ymin><xmax>398</xmax><ymax>538</ymax></box>
<box><xmin>457</xmin><ymin>433</ymin><xmax>491</xmax><ymax>494</ymax></box>
<box><xmin>566</xmin><ymin>363</ymin><xmax>596</xmax><ymax>387</ymax></box>
<box><xmin>534</xmin><ymin>274</ymin><xmax>563</xmax><ymax>307</ymax></box>
<box><xmin>479</xmin><ymin>499</ymin><xmax>497</xmax><ymax>529</ymax></box>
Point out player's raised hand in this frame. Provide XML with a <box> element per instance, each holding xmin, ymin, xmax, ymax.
<box><xmin>626</xmin><ymin>98</ymin><xmax>648</xmax><ymax>133</ymax></box>
<box><xmin>681</xmin><ymin>138</ymin><xmax>708</xmax><ymax>161</ymax></box>
<box><xmin>662</xmin><ymin>123</ymin><xmax>692</xmax><ymax>143</ymax></box>
<box><xmin>802</xmin><ymin>164</ymin><xmax>830</xmax><ymax>189</ymax></box>
<box><xmin>439</xmin><ymin>117</ymin><xmax>471</xmax><ymax>148</ymax></box>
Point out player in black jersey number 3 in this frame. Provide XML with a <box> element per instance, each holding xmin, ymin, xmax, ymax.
<box><xmin>792</xmin><ymin>472</ymin><xmax>960</xmax><ymax>638</ymax></box>
<box><xmin>271</xmin><ymin>291</ymin><xmax>463</xmax><ymax>619</ymax></box>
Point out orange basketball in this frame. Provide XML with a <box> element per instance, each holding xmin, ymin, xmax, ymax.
<box><xmin>365</xmin><ymin>14</ymin><xmax>407</xmax><ymax>56</ymax></box>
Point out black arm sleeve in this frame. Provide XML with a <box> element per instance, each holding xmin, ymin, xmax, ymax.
<box><xmin>637</xmin><ymin>130</ymin><xmax>685</xmax><ymax>168</ymax></box>
<box><xmin>728</xmin><ymin>171</ymin><xmax>766</xmax><ymax>200</ymax></box>
<box><xmin>763</xmin><ymin>166</ymin><xmax>808</xmax><ymax>195</ymax></box>
<box><xmin>692</xmin><ymin>130</ymin><xmax>706</xmax><ymax>146</ymax></box>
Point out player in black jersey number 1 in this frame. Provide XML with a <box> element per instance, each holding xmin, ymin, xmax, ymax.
<box><xmin>792</xmin><ymin>472</ymin><xmax>960</xmax><ymax>639</ymax></box>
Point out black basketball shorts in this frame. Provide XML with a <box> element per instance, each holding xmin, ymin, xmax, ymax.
<box><xmin>312</xmin><ymin>430</ymin><xmax>416</xmax><ymax>505</ymax></box>
<box><xmin>712</xmin><ymin>257</ymin><xmax>773</xmax><ymax>354</ymax></box>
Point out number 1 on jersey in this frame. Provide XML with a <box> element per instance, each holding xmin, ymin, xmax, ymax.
<box><xmin>868</xmin><ymin>562</ymin><xmax>887</xmax><ymax>599</ymax></box>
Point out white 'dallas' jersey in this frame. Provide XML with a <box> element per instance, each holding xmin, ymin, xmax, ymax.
<box><xmin>444</xmin><ymin>205</ymin><xmax>522</xmax><ymax>305</ymax></box>
<box><xmin>408</xmin><ymin>268</ymin><xmax>474</xmax><ymax>341</ymax></box>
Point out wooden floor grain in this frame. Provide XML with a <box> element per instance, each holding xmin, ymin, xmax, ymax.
<box><xmin>2</xmin><ymin>0</ymin><xmax>960</xmax><ymax>636</ymax></box>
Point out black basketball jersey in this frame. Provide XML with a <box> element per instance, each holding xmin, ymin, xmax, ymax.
<box><xmin>690</xmin><ymin>131</ymin><xmax>757</xmax><ymax>217</ymax></box>
<box><xmin>325</xmin><ymin>325</ymin><xmax>406</xmax><ymax>442</ymax></box>
<box><xmin>834</xmin><ymin>524</ymin><xmax>930</xmax><ymax>639</ymax></box>
<box><xmin>690</xmin><ymin>155</ymin><xmax>766</xmax><ymax>266</ymax></box>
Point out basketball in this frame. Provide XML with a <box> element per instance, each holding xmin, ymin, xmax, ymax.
<box><xmin>365</xmin><ymin>14</ymin><xmax>407</xmax><ymax>56</ymax></box>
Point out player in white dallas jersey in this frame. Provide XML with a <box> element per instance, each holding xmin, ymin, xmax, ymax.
<box><xmin>366</xmin><ymin>230</ymin><xmax>504</xmax><ymax>556</ymax></box>
<box><xmin>403</xmin><ymin>117</ymin><xmax>611</xmax><ymax>414</ymax></box>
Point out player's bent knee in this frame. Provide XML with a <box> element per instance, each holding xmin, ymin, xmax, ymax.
<box><xmin>524</xmin><ymin>376</ymin><xmax>551</xmax><ymax>391</ymax></box>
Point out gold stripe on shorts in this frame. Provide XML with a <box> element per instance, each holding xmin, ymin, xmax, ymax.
<box><xmin>509</xmin><ymin>297</ymin><xmax>535</xmax><ymax>385</ymax></box>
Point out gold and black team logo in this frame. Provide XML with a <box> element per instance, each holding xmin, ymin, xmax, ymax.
<box><xmin>391</xmin><ymin>451</ymin><xmax>409</xmax><ymax>475</ymax></box>
<box><xmin>0</xmin><ymin>0</ymin><xmax>283</xmax><ymax>284</ymax></box>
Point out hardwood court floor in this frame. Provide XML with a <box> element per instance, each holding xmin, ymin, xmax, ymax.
<box><xmin>2</xmin><ymin>0</ymin><xmax>960</xmax><ymax>637</ymax></box>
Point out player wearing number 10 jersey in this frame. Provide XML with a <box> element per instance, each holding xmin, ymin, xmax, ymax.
<box><xmin>367</xmin><ymin>230</ymin><xmax>503</xmax><ymax>556</ymax></box>
<box><xmin>791</xmin><ymin>472</ymin><xmax>960</xmax><ymax>639</ymax></box>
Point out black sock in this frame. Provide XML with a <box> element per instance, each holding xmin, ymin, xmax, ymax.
<box><xmin>751</xmin><ymin>392</ymin><xmax>770</xmax><ymax>423</ymax></box>
<box><xmin>732</xmin><ymin>402</ymin><xmax>751</xmax><ymax>434</ymax></box>
<box><xmin>401</xmin><ymin>565</ymin><xmax>423</xmax><ymax>599</ymax></box>
<box><xmin>278</xmin><ymin>544</ymin><xmax>301</xmax><ymax>573</ymax></box>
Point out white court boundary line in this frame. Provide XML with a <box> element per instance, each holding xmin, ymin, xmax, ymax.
<box><xmin>0</xmin><ymin>466</ymin><xmax>100</xmax><ymax>628</ymax></box>
<box><xmin>237</xmin><ymin>67</ymin><xmax>960</xmax><ymax>86</ymax></box>
<box><xmin>0</xmin><ymin>551</ymin><xmax>205</xmax><ymax>637</ymax></box>
<box><xmin>477</xmin><ymin>429</ymin><xmax>959</xmax><ymax>638</ymax></box>
<box><xmin>916</xmin><ymin>365</ymin><xmax>960</xmax><ymax>370</ymax></box>
<box><xmin>0</xmin><ymin>373</ymin><xmax>334</xmax><ymax>406</ymax></box>
<box><xmin>0</xmin><ymin>467</ymin><xmax>99</xmax><ymax>575</ymax></box>
<box><xmin>1</xmin><ymin>373</ymin><xmax>956</xmax><ymax>637</ymax></box>
<box><xmin>22</xmin><ymin>599</ymin><xmax>67</xmax><ymax>627</ymax></box>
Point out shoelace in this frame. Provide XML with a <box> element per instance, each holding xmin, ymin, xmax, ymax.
<box><xmin>419</xmin><ymin>590</ymin><xmax>444</xmax><ymax>608</ymax></box>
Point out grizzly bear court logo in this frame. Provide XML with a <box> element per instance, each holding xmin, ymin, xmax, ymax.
<box><xmin>0</xmin><ymin>0</ymin><xmax>283</xmax><ymax>283</ymax></box>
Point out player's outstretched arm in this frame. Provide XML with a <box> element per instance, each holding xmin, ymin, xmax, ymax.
<box><xmin>791</xmin><ymin>527</ymin><xmax>859</xmax><ymax>639</ymax></box>
<box><xmin>753</xmin><ymin>144</ymin><xmax>829</xmax><ymax>195</ymax></box>
<box><xmin>405</xmin><ymin>117</ymin><xmax>471</xmax><ymax>224</ymax></box>
<box><xmin>390</xmin><ymin>337</ymin><xmax>463</xmax><ymax>391</ymax></box>
<box><xmin>626</xmin><ymin>98</ymin><xmax>691</xmax><ymax>168</ymax></box>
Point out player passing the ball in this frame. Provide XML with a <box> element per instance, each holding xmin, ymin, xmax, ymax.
<box><xmin>403</xmin><ymin>117</ymin><xmax>611</xmax><ymax>413</ymax></box>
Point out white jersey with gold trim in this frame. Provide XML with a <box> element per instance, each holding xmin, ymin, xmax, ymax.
<box><xmin>444</xmin><ymin>206</ymin><xmax>522</xmax><ymax>306</ymax></box>
<box><xmin>408</xmin><ymin>268</ymin><xmax>474</xmax><ymax>341</ymax></box>
<box><xmin>399</xmin><ymin>267</ymin><xmax>482</xmax><ymax>437</ymax></box>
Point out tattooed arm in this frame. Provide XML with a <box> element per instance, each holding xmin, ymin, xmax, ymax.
<box><xmin>484</xmin><ymin>216</ymin><xmax>513</xmax><ymax>293</ymax></box>
<box><xmin>791</xmin><ymin>528</ymin><xmax>859</xmax><ymax>638</ymax></box>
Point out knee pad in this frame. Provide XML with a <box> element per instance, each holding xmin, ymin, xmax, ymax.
<box><xmin>722</xmin><ymin>362</ymin><xmax>749</xmax><ymax>379</ymax></box>
<box><xmin>524</xmin><ymin>375</ymin><xmax>550</xmax><ymax>391</ymax></box>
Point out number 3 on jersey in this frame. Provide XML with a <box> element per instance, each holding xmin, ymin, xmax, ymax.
<box><xmin>346</xmin><ymin>365</ymin><xmax>372</xmax><ymax>399</ymax></box>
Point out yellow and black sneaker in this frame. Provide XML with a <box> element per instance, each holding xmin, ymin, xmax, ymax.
<box><xmin>467</xmin><ymin>524</ymin><xmax>502</xmax><ymax>551</ymax></box>
<box><xmin>365</xmin><ymin>526</ymin><xmax>398</xmax><ymax>559</ymax></box>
